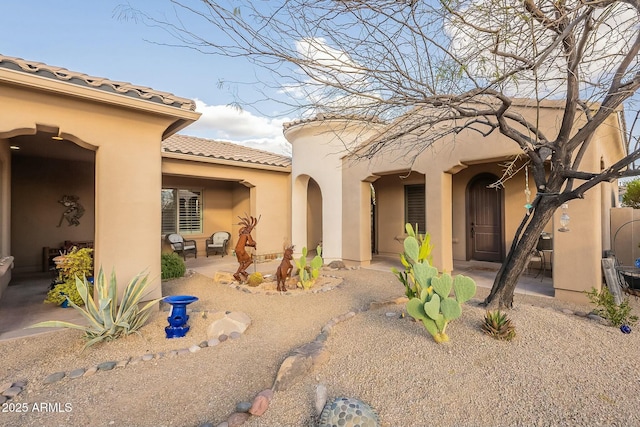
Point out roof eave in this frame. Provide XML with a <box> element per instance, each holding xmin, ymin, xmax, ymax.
<box><xmin>161</xmin><ymin>151</ymin><xmax>292</xmax><ymax>172</ymax></box>
<box><xmin>0</xmin><ymin>67</ymin><xmax>201</xmax><ymax>123</ymax></box>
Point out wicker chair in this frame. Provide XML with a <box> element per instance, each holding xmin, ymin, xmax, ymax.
<box><xmin>166</xmin><ymin>234</ymin><xmax>197</xmax><ymax>260</ymax></box>
<box><xmin>206</xmin><ymin>231</ymin><xmax>231</xmax><ymax>257</ymax></box>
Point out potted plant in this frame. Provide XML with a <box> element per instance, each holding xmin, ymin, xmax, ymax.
<box><xmin>45</xmin><ymin>247</ymin><xmax>93</xmax><ymax>306</ymax></box>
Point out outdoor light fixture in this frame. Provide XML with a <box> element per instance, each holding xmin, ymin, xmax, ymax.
<box><xmin>558</xmin><ymin>203</ymin><xmax>570</xmax><ymax>232</ymax></box>
<box><xmin>9</xmin><ymin>145</ymin><xmax>19</xmax><ymax>150</ymax></box>
<box><xmin>52</xmin><ymin>130</ymin><xmax>63</xmax><ymax>141</ymax></box>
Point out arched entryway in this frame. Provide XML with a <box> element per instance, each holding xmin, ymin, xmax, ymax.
<box><xmin>307</xmin><ymin>178</ymin><xmax>323</xmax><ymax>252</ymax></box>
<box><xmin>466</xmin><ymin>173</ymin><xmax>504</xmax><ymax>262</ymax></box>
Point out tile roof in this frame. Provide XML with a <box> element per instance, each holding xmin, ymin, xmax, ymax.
<box><xmin>283</xmin><ymin>113</ymin><xmax>386</xmax><ymax>129</ymax></box>
<box><xmin>163</xmin><ymin>134</ymin><xmax>292</xmax><ymax>168</ymax></box>
<box><xmin>0</xmin><ymin>54</ymin><xmax>196</xmax><ymax>111</ymax></box>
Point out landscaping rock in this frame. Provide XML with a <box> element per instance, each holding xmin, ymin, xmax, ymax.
<box><xmin>43</xmin><ymin>372</ymin><xmax>65</xmax><ymax>384</ymax></box>
<box><xmin>273</xmin><ymin>354</ymin><xmax>313</xmax><ymax>391</ymax></box>
<box><xmin>206</xmin><ymin>311</ymin><xmax>252</xmax><ymax>340</ymax></box>
<box><xmin>189</xmin><ymin>345</ymin><xmax>201</xmax><ymax>353</ymax></box>
<box><xmin>235</xmin><ymin>401</ymin><xmax>252</xmax><ymax>413</ymax></box>
<box><xmin>315</xmin><ymin>384</ymin><xmax>328</xmax><ymax>416</ymax></box>
<box><xmin>227</xmin><ymin>412</ymin><xmax>250</xmax><ymax>427</ymax></box>
<box><xmin>2</xmin><ymin>386</ymin><xmax>22</xmax><ymax>398</ymax></box>
<box><xmin>83</xmin><ymin>367</ymin><xmax>98</xmax><ymax>377</ymax></box>
<box><xmin>207</xmin><ymin>338</ymin><xmax>220</xmax><ymax>347</ymax></box>
<box><xmin>98</xmin><ymin>361</ymin><xmax>117</xmax><ymax>371</ymax></box>
<box><xmin>68</xmin><ymin>369</ymin><xmax>86</xmax><ymax>379</ymax></box>
<box><xmin>249</xmin><ymin>395</ymin><xmax>269</xmax><ymax>416</ymax></box>
<box><xmin>142</xmin><ymin>354</ymin><xmax>154</xmax><ymax>361</ymax></box>
<box><xmin>328</xmin><ymin>260</ymin><xmax>346</xmax><ymax>269</ymax></box>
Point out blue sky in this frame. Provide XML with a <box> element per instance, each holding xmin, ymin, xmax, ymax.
<box><xmin>0</xmin><ymin>1</ymin><xmax>293</xmax><ymax>155</ymax></box>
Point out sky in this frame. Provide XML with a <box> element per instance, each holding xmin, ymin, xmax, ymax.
<box><xmin>0</xmin><ymin>1</ymin><xmax>293</xmax><ymax>155</ymax></box>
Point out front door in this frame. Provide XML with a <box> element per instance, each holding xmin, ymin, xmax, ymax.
<box><xmin>467</xmin><ymin>174</ymin><xmax>503</xmax><ymax>262</ymax></box>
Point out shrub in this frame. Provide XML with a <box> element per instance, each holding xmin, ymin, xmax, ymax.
<box><xmin>622</xmin><ymin>179</ymin><xmax>640</xmax><ymax>209</ymax></box>
<box><xmin>585</xmin><ymin>286</ymin><xmax>638</xmax><ymax>327</ymax></box>
<box><xmin>248</xmin><ymin>272</ymin><xmax>264</xmax><ymax>287</ymax></box>
<box><xmin>161</xmin><ymin>252</ymin><xmax>186</xmax><ymax>280</ymax></box>
<box><xmin>45</xmin><ymin>247</ymin><xmax>93</xmax><ymax>306</ymax></box>
<box><xmin>30</xmin><ymin>267</ymin><xmax>160</xmax><ymax>349</ymax></box>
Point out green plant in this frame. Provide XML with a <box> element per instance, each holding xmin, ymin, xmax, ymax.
<box><xmin>622</xmin><ymin>179</ymin><xmax>640</xmax><ymax>209</ymax></box>
<box><xmin>585</xmin><ymin>286</ymin><xmax>638</xmax><ymax>327</ymax></box>
<box><xmin>295</xmin><ymin>245</ymin><xmax>323</xmax><ymax>290</ymax></box>
<box><xmin>406</xmin><ymin>271</ymin><xmax>477</xmax><ymax>343</ymax></box>
<box><xmin>482</xmin><ymin>310</ymin><xmax>516</xmax><ymax>341</ymax></box>
<box><xmin>395</xmin><ymin>224</ymin><xmax>476</xmax><ymax>343</ymax></box>
<box><xmin>30</xmin><ymin>267</ymin><xmax>160</xmax><ymax>349</ymax></box>
<box><xmin>391</xmin><ymin>223</ymin><xmax>433</xmax><ymax>298</ymax></box>
<box><xmin>161</xmin><ymin>252</ymin><xmax>186</xmax><ymax>280</ymax></box>
<box><xmin>45</xmin><ymin>281</ymin><xmax>84</xmax><ymax>306</ymax></box>
<box><xmin>248</xmin><ymin>272</ymin><xmax>264</xmax><ymax>287</ymax></box>
<box><xmin>45</xmin><ymin>247</ymin><xmax>94</xmax><ymax>306</ymax></box>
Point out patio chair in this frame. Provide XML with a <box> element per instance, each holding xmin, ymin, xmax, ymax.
<box><xmin>166</xmin><ymin>233</ymin><xmax>197</xmax><ymax>260</ymax></box>
<box><xmin>206</xmin><ymin>231</ymin><xmax>231</xmax><ymax>257</ymax></box>
<box><xmin>527</xmin><ymin>233</ymin><xmax>553</xmax><ymax>279</ymax></box>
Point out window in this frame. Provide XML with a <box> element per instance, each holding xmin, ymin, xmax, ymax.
<box><xmin>162</xmin><ymin>188</ymin><xmax>202</xmax><ymax>234</ymax></box>
<box><xmin>405</xmin><ymin>184</ymin><xmax>425</xmax><ymax>233</ymax></box>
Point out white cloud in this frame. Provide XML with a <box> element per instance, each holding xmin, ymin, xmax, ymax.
<box><xmin>184</xmin><ymin>99</ymin><xmax>292</xmax><ymax>156</ymax></box>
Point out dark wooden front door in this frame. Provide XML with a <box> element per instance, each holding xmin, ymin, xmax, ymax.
<box><xmin>467</xmin><ymin>174</ymin><xmax>503</xmax><ymax>262</ymax></box>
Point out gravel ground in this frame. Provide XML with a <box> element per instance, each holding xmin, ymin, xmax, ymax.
<box><xmin>1</xmin><ymin>268</ymin><xmax>639</xmax><ymax>427</ymax></box>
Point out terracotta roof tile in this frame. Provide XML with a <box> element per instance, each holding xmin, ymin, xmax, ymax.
<box><xmin>163</xmin><ymin>134</ymin><xmax>291</xmax><ymax>168</ymax></box>
<box><xmin>0</xmin><ymin>54</ymin><xmax>195</xmax><ymax>111</ymax></box>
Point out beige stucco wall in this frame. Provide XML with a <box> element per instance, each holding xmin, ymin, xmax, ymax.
<box><xmin>1</xmin><ymin>70</ymin><xmax>199</xmax><ymax>301</ymax></box>
<box><xmin>11</xmin><ymin>155</ymin><xmax>95</xmax><ymax>273</ymax></box>
<box><xmin>285</xmin><ymin>119</ymin><xmax>386</xmax><ymax>262</ymax></box>
<box><xmin>162</xmin><ymin>156</ymin><xmax>291</xmax><ymax>257</ymax></box>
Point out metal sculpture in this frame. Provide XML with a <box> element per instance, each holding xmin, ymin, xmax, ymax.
<box><xmin>57</xmin><ymin>195</ymin><xmax>85</xmax><ymax>227</ymax></box>
<box><xmin>234</xmin><ymin>214</ymin><xmax>260</xmax><ymax>282</ymax></box>
<box><xmin>276</xmin><ymin>245</ymin><xmax>295</xmax><ymax>292</ymax></box>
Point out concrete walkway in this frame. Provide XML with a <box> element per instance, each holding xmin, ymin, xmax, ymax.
<box><xmin>0</xmin><ymin>254</ymin><xmax>552</xmax><ymax>341</ymax></box>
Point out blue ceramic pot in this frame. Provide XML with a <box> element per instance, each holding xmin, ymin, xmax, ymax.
<box><xmin>635</xmin><ymin>258</ymin><xmax>640</xmax><ymax>268</ymax></box>
<box><xmin>620</xmin><ymin>325</ymin><xmax>632</xmax><ymax>334</ymax></box>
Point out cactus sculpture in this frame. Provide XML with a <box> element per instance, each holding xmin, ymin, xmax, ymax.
<box><xmin>295</xmin><ymin>245</ymin><xmax>323</xmax><ymax>290</ymax></box>
<box><xmin>394</xmin><ymin>224</ymin><xmax>476</xmax><ymax>343</ymax></box>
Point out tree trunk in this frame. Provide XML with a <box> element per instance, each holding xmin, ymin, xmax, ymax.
<box><xmin>483</xmin><ymin>197</ymin><xmax>559</xmax><ymax>309</ymax></box>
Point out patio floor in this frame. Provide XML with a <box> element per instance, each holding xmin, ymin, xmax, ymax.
<box><xmin>0</xmin><ymin>254</ymin><xmax>552</xmax><ymax>341</ymax></box>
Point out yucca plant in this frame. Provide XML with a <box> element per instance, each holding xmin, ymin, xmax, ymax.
<box><xmin>29</xmin><ymin>267</ymin><xmax>160</xmax><ymax>349</ymax></box>
<box><xmin>482</xmin><ymin>310</ymin><xmax>516</xmax><ymax>341</ymax></box>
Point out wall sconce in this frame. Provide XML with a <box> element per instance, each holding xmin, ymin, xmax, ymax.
<box><xmin>558</xmin><ymin>203</ymin><xmax>570</xmax><ymax>232</ymax></box>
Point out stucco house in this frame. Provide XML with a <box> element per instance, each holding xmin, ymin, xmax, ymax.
<box><xmin>0</xmin><ymin>53</ymin><xmax>626</xmax><ymax>306</ymax></box>
<box><xmin>0</xmin><ymin>55</ymin><xmax>290</xmax><ymax>302</ymax></box>
<box><xmin>284</xmin><ymin>101</ymin><xmax>625</xmax><ymax>303</ymax></box>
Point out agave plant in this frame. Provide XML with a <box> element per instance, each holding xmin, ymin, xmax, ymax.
<box><xmin>482</xmin><ymin>310</ymin><xmax>516</xmax><ymax>341</ymax></box>
<box><xmin>29</xmin><ymin>267</ymin><xmax>160</xmax><ymax>349</ymax></box>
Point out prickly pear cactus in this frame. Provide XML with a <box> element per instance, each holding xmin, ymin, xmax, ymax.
<box><xmin>406</xmin><ymin>272</ymin><xmax>477</xmax><ymax>343</ymax></box>
<box><xmin>318</xmin><ymin>397</ymin><xmax>380</xmax><ymax>427</ymax></box>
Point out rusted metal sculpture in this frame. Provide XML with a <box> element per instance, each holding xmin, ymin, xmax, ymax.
<box><xmin>276</xmin><ymin>245</ymin><xmax>295</xmax><ymax>292</ymax></box>
<box><xmin>234</xmin><ymin>214</ymin><xmax>260</xmax><ymax>282</ymax></box>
